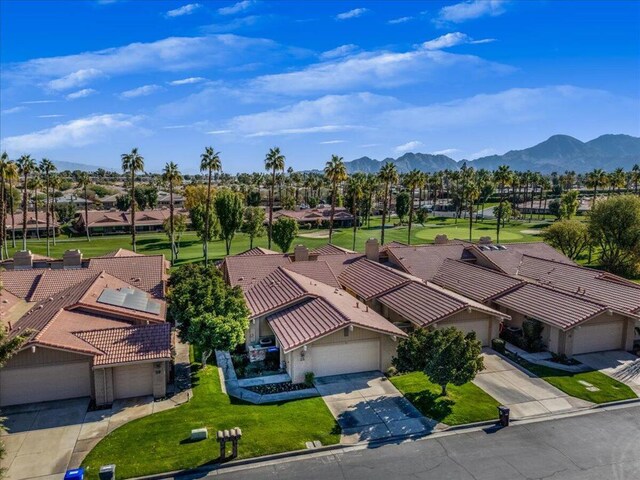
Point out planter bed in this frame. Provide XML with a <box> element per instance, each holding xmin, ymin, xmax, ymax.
<box><xmin>247</xmin><ymin>381</ymin><xmax>312</xmax><ymax>395</ymax></box>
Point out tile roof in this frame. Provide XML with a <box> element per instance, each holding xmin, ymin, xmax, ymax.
<box><xmin>75</xmin><ymin>323</ymin><xmax>172</xmax><ymax>366</ymax></box>
<box><xmin>468</xmin><ymin>242</ymin><xmax>575</xmax><ymax>275</ymax></box>
<box><xmin>431</xmin><ymin>259</ymin><xmax>525</xmax><ymax>303</ymax></box>
<box><xmin>244</xmin><ymin>268</ymin><xmax>308</xmax><ymax>317</ymax></box>
<box><xmin>284</xmin><ymin>261</ymin><xmax>341</xmax><ymax>289</ymax></box>
<box><xmin>223</xmin><ymin>254</ymin><xmax>291</xmax><ymax>289</ymax></box>
<box><xmin>100</xmin><ymin>248</ymin><xmax>144</xmax><ymax>258</ymax></box>
<box><xmin>386</xmin><ymin>243</ymin><xmax>474</xmax><ymax>280</ymax></box>
<box><xmin>515</xmin><ymin>255</ymin><xmax>640</xmax><ymax>314</ymax></box>
<box><xmin>88</xmin><ymin>255</ymin><xmax>166</xmax><ymax>297</ymax></box>
<box><xmin>338</xmin><ymin>258</ymin><xmax>413</xmax><ymax>300</ymax></box>
<box><xmin>236</xmin><ymin>247</ymin><xmax>281</xmax><ymax>256</ymax></box>
<box><xmin>267</xmin><ymin>298</ymin><xmax>348</xmax><ymax>352</ymax></box>
<box><xmin>5</xmin><ymin>212</ymin><xmax>59</xmax><ymax>228</ymax></box>
<box><xmin>0</xmin><ymin>269</ymin><xmax>43</xmax><ymax>299</ymax></box>
<box><xmin>493</xmin><ymin>283</ymin><xmax>610</xmax><ymax>330</ymax></box>
<box><xmin>313</xmin><ymin>253</ymin><xmax>364</xmax><ymax>277</ymax></box>
<box><xmin>310</xmin><ymin>244</ymin><xmax>356</xmax><ymax>255</ymax></box>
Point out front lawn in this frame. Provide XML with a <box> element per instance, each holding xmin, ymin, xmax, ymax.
<box><xmin>514</xmin><ymin>358</ymin><xmax>637</xmax><ymax>404</ymax></box>
<box><xmin>389</xmin><ymin>372</ymin><xmax>500</xmax><ymax>426</ymax></box>
<box><xmin>82</xmin><ymin>360</ymin><xmax>340</xmax><ymax>479</ymax></box>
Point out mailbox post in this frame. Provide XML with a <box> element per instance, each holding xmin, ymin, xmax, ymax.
<box><xmin>217</xmin><ymin>427</ymin><xmax>242</xmax><ymax>461</ymax></box>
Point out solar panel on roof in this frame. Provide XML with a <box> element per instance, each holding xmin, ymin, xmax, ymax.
<box><xmin>98</xmin><ymin>287</ymin><xmax>162</xmax><ymax>315</ymax></box>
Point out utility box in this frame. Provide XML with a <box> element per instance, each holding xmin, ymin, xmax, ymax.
<box><xmin>191</xmin><ymin>427</ymin><xmax>208</xmax><ymax>441</ymax></box>
<box><xmin>99</xmin><ymin>464</ymin><xmax>116</xmax><ymax>480</ymax></box>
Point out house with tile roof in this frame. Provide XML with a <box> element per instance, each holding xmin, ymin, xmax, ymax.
<box><xmin>73</xmin><ymin>208</ymin><xmax>190</xmax><ymax>235</ymax></box>
<box><xmin>4</xmin><ymin>211</ymin><xmax>59</xmax><ymax>238</ymax></box>
<box><xmin>0</xmin><ymin>249</ymin><xmax>172</xmax><ymax>407</ymax></box>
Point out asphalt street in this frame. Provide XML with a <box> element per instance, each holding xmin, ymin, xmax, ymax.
<box><xmin>188</xmin><ymin>405</ymin><xmax>640</xmax><ymax>480</ymax></box>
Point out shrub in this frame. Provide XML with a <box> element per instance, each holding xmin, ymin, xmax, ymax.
<box><xmin>491</xmin><ymin>338</ymin><xmax>506</xmax><ymax>355</ymax></box>
<box><xmin>385</xmin><ymin>366</ymin><xmax>398</xmax><ymax>377</ymax></box>
<box><xmin>522</xmin><ymin>318</ymin><xmax>545</xmax><ymax>353</ymax></box>
<box><xmin>304</xmin><ymin>371</ymin><xmax>315</xmax><ymax>386</ymax></box>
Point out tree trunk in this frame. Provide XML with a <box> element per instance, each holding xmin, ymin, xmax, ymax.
<box><xmin>328</xmin><ymin>183</ymin><xmax>336</xmax><ymax>243</ymax></box>
<box><xmin>34</xmin><ymin>185</ymin><xmax>40</xmax><ymax>240</ymax></box>
<box><xmin>45</xmin><ymin>175</ymin><xmax>50</xmax><ymax>257</ymax></box>
<box><xmin>10</xmin><ymin>178</ymin><xmax>16</xmax><ymax>248</ymax></box>
<box><xmin>440</xmin><ymin>384</ymin><xmax>447</xmax><ymax>397</ymax></box>
<box><xmin>0</xmin><ymin>170</ymin><xmax>5</xmax><ymax>260</ymax></box>
<box><xmin>204</xmin><ymin>169</ymin><xmax>212</xmax><ymax>264</ymax></box>
<box><xmin>51</xmin><ymin>189</ymin><xmax>56</xmax><ymax>246</ymax></box>
<box><xmin>169</xmin><ymin>184</ymin><xmax>175</xmax><ymax>264</ymax></box>
<box><xmin>22</xmin><ymin>173</ymin><xmax>28</xmax><ymax>251</ymax></box>
<box><xmin>131</xmin><ymin>170</ymin><xmax>137</xmax><ymax>252</ymax></box>
<box><xmin>85</xmin><ymin>185</ymin><xmax>90</xmax><ymax>242</ymax></box>
<box><xmin>202</xmin><ymin>349</ymin><xmax>212</xmax><ymax>367</ymax></box>
<box><xmin>268</xmin><ymin>170</ymin><xmax>275</xmax><ymax>249</ymax></box>
<box><xmin>408</xmin><ymin>185</ymin><xmax>415</xmax><ymax>245</ymax></box>
<box><xmin>352</xmin><ymin>191</ymin><xmax>357</xmax><ymax>251</ymax></box>
<box><xmin>469</xmin><ymin>199</ymin><xmax>473</xmax><ymax>241</ymax></box>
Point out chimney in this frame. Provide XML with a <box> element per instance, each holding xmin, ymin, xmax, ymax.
<box><xmin>63</xmin><ymin>249</ymin><xmax>83</xmax><ymax>269</ymax></box>
<box><xmin>478</xmin><ymin>236</ymin><xmax>492</xmax><ymax>245</ymax></box>
<box><xmin>13</xmin><ymin>250</ymin><xmax>33</xmax><ymax>270</ymax></box>
<box><xmin>293</xmin><ymin>245</ymin><xmax>309</xmax><ymax>262</ymax></box>
<box><xmin>365</xmin><ymin>238</ymin><xmax>379</xmax><ymax>262</ymax></box>
<box><xmin>434</xmin><ymin>234</ymin><xmax>449</xmax><ymax>245</ymax></box>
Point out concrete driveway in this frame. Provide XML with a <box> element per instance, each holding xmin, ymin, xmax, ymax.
<box><xmin>316</xmin><ymin>371</ymin><xmax>437</xmax><ymax>444</ymax></box>
<box><xmin>473</xmin><ymin>350</ymin><xmax>592</xmax><ymax>419</ymax></box>
<box><xmin>0</xmin><ymin>395</ymin><xmax>171</xmax><ymax>480</ymax></box>
<box><xmin>575</xmin><ymin>351</ymin><xmax>640</xmax><ymax>395</ymax></box>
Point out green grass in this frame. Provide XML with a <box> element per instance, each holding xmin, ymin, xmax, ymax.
<box><xmin>514</xmin><ymin>358</ymin><xmax>637</xmax><ymax>404</ymax></box>
<box><xmin>81</xmin><ymin>359</ymin><xmax>340</xmax><ymax>479</ymax></box>
<box><xmin>389</xmin><ymin>372</ymin><xmax>500</xmax><ymax>426</ymax></box>
<box><xmin>6</xmin><ymin>216</ymin><xmax>547</xmax><ymax>264</ymax></box>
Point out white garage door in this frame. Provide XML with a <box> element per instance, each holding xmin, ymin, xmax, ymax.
<box><xmin>312</xmin><ymin>339</ymin><xmax>380</xmax><ymax>378</ymax></box>
<box><xmin>0</xmin><ymin>362</ymin><xmax>91</xmax><ymax>407</ymax></box>
<box><xmin>443</xmin><ymin>319</ymin><xmax>490</xmax><ymax>346</ymax></box>
<box><xmin>113</xmin><ymin>363</ymin><xmax>154</xmax><ymax>399</ymax></box>
<box><xmin>572</xmin><ymin>321</ymin><xmax>624</xmax><ymax>355</ymax></box>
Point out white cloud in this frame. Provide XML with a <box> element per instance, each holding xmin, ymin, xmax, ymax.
<box><xmin>21</xmin><ymin>100</ymin><xmax>57</xmax><ymax>104</ymax></box>
<box><xmin>395</xmin><ymin>140</ymin><xmax>424</xmax><ymax>153</ymax></box>
<box><xmin>320</xmin><ymin>140</ymin><xmax>347</xmax><ymax>144</ymax></box>
<box><xmin>37</xmin><ymin>114</ymin><xmax>65</xmax><ymax>118</ymax></box>
<box><xmin>320</xmin><ymin>44</ymin><xmax>359</xmax><ymax>60</ymax></box>
<box><xmin>437</xmin><ymin>0</ymin><xmax>506</xmax><ymax>24</ymax></box>
<box><xmin>336</xmin><ymin>8</ymin><xmax>368</xmax><ymax>20</ymax></box>
<box><xmin>422</xmin><ymin>32</ymin><xmax>495</xmax><ymax>50</ymax></box>
<box><xmin>47</xmin><ymin>68</ymin><xmax>104</xmax><ymax>91</ymax></box>
<box><xmin>119</xmin><ymin>84</ymin><xmax>164</xmax><ymax>99</ymax></box>
<box><xmin>169</xmin><ymin>77</ymin><xmax>206</xmax><ymax>85</ymax></box>
<box><xmin>66</xmin><ymin>88</ymin><xmax>97</xmax><ymax>100</ymax></box>
<box><xmin>207</xmin><ymin>130</ymin><xmax>232</xmax><ymax>134</ymax></box>
<box><xmin>166</xmin><ymin>3</ymin><xmax>201</xmax><ymax>18</ymax></box>
<box><xmin>432</xmin><ymin>148</ymin><xmax>460</xmax><ymax>156</ymax></box>
<box><xmin>469</xmin><ymin>147</ymin><xmax>497</xmax><ymax>158</ymax></box>
<box><xmin>247</xmin><ymin>125</ymin><xmax>362</xmax><ymax>137</ymax></box>
<box><xmin>1</xmin><ymin>106</ymin><xmax>25</xmax><ymax>115</ymax></box>
<box><xmin>251</xmin><ymin>46</ymin><xmax>512</xmax><ymax>95</ymax></box>
<box><xmin>1</xmin><ymin>114</ymin><xmax>144</xmax><ymax>151</ymax></box>
<box><xmin>388</xmin><ymin>16</ymin><xmax>413</xmax><ymax>24</ymax></box>
<box><xmin>218</xmin><ymin>0</ymin><xmax>254</xmax><ymax>15</ymax></box>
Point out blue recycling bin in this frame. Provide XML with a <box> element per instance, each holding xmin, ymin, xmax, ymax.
<box><xmin>64</xmin><ymin>467</ymin><xmax>84</xmax><ymax>480</ymax></box>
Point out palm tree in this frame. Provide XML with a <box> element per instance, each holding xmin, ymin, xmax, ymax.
<box><xmin>609</xmin><ymin>168</ymin><xmax>626</xmax><ymax>194</ymax></box>
<box><xmin>466</xmin><ymin>182</ymin><xmax>480</xmax><ymax>241</ymax></box>
<box><xmin>493</xmin><ymin>165</ymin><xmax>512</xmax><ymax>244</ymax></box>
<box><xmin>363</xmin><ymin>174</ymin><xmax>377</xmax><ymax>228</ymax></box>
<box><xmin>121</xmin><ymin>148</ymin><xmax>145</xmax><ymax>252</ymax></box>
<box><xmin>31</xmin><ymin>174</ymin><xmax>42</xmax><ymax>240</ymax></box>
<box><xmin>405</xmin><ymin>169</ymin><xmax>422</xmax><ymax>245</ymax></box>
<box><xmin>378</xmin><ymin>162</ymin><xmax>398</xmax><ymax>246</ymax></box>
<box><xmin>631</xmin><ymin>164</ymin><xmax>640</xmax><ymax>195</ymax></box>
<box><xmin>39</xmin><ymin>158</ymin><xmax>56</xmax><ymax>256</ymax></box>
<box><xmin>586</xmin><ymin>168</ymin><xmax>608</xmax><ymax>206</ymax></box>
<box><xmin>16</xmin><ymin>155</ymin><xmax>36</xmax><ymax>251</ymax></box>
<box><xmin>200</xmin><ymin>147</ymin><xmax>222</xmax><ymax>265</ymax></box>
<box><xmin>324</xmin><ymin>155</ymin><xmax>347</xmax><ymax>244</ymax></box>
<box><xmin>0</xmin><ymin>152</ymin><xmax>8</xmax><ymax>259</ymax></box>
<box><xmin>5</xmin><ymin>161</ymin><xmax>18</xmax><ymax>249</ymax></box>
<box><xmin>162</xmin><ymin>162</ymin><xmax>183</xmax><ymax>265</ymax></box>
<box><xmin>346</xmin><ymin>173</ymin><xmax>364</xmax><ymax>251</ymax></box>
<box><xmin>49</xmin><ymin>174</ymin><xmax>60</xmax><ymax>247</ymax></box>
<box><xmin>76</xmin><ymin>172</ymin><xmax>91</xmax><ymax>241</ymax></box>
<box><xmin>264</xmin><ymin>147</ymin><xmax>285</xmax><ymax>249</ymax></box>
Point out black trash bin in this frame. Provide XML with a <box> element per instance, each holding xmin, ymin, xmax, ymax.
<box><xmin>99</xmin><ymin>464</ymin><xmax>116</xmax><ymax>480</ymax></box>
<box><xmin>498</xmin><ymin>406</ymin><xmax>510</xmax><ymax>427</ymax></box>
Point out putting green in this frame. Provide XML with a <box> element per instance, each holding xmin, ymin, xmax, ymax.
<box><xmin>415</xmin><ymin>225</ymin><xmax>525</xmax><ymax>242</ymax></box>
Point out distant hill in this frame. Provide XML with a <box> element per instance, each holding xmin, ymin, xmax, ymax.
<box><xmin>343</xmin><ymin>134</ymin><xmax>640</xmax><ymax>174</ymax></box>
<box><xmin>52</xmin><ymin>160</ymin><xmax>115</xmax><ymax>172</ymax></box>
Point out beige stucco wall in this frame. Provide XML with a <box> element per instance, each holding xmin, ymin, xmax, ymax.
<box><xmin>437</xmin><ymin>310</ymin><xmax>500</xmax><ymax>343</ymax></box>
<box><xmin>93</xmin><ymin>360</ymin><xmax>169</xmax><ymax>406</ymax></box>
<box><xmin>5</xmin><ymin>346</ymin><xmax>91</xmax><ymax>368</ymax></box>
<box><xmin>285</xmin><ymin>326</ymin><xmax>398</xmax><ymax>383</ymax></box>
<box><xmin>563</xmin><ymin>313</ymin><xmax>634</xmax><ymax>356</ymax></box>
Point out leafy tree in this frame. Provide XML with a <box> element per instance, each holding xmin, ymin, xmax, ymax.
<box><xmin>272</xmin><ymin>216</ymin><xmax>298</xmax><ymax>253</ymax></box>
<box><xmin>214</xmin><ymin>189</ymin><xmax>244</xmax><ymax>255</ymax></box>
<box><xmin>415</xmin><ymin>208</ymin><xmax>429</xmax><ymax>226</ymax></box>
<box><xmin>548</xmin><ymin>199</ymin><xmax>562</xmax><ymax>220</ymax></box>
<box><xmin>393</xmin><ymin>327</ymin><xmax>484</xmax><ymax>396</ymax></box>
<box><xmin>559</xmin><ymin>190</ymin><xmax>579</xmax><ymax>219</ymax></box>
<box><xmin>54</xmin><ymin>202</ymin><xmax>76</xmax><ymax>224</ymax></box>
<box><xmin>307</xmin><ymin>196</ymin><xmax>318</xmax><ymax>208</ymax></box>
<box><xmin>242</xmin><ymin>206</ymin><xmax>266</xmax><ymax>249</ymax></box>
<box><xmin>404</xmin><ymin>169</ymin><xmax>422</xmax><ymax>244</ymax></box>
<box><xmin>183</xmin><ymin>184</ymin><xmax>210</xmax><ymax>210</ymax></box>
<box><xmin>589</xmin><ymin>195</ymin><xmax>640</xmax><ymax>276</ymax></box>
<box><xmin>169</xmin><ymin>264</ymin><xmax>249</xmax><ymax>366</ymax></box>
<box><xmin>189</xmin><ymin>203</ymin><xmax>219</xmax><ymax>252</ymax></box>
<box><xmin>16</xmin><ymin>154</ymin><xmax>36</xmax><ymax>250</ymax></box>
<box><xmin>492</xmin><ymin>202</ymin><xmax>512</xmax><ymax>227</ymax></box>
<box><xmin>493</xmin><ymin>165</ymin><xmax>512</xmax><ymax>243</ymax></box>
<box><xmin>162</xmin><ymin>213</ymin><xmax>187</xmax><ymax>261</ymax></box>
<box><xmin>162</xmin><ymin>162</ymin><xmax>182</xmax><ymax>265</ymax></box>
<box><xmin>543</xmin><ymin>219</ymin><xmax>590</xmax><ymax>260</ymax></box>
<box><xmin>134</xmin><ymin>185</ymin><xmax>158</xmax><ymax>210</ymax></box>
<box><xmin>378</xmin><ymin>162</ymin><xmax>398</xmax><ymax>245</ymax></box>
<box><xmin>395</xmin><ymin>191</ymin><xmax>410</xmax><ymax>224</ymax></box>
<box><xmin>116</xmin><ymin>193</ymin><xmax>130</xmax><ymax>211</ymax></box>
<box><xmin>246</xmin><ymin>190</ymin><xmax>261</xmax><ymax>207</ymax></box>
<box><xmin>39</xmin><ymin>158</ymin><xmax>56</xmax><ymax>257</ymax></box>
<box><xmin>77</xmin><ymin>172</ymin><xmax>91</xmax><ymax>241</ymax></box>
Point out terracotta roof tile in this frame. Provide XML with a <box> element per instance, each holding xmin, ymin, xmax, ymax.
<box><xmin>284</xmin><ymin>261</ymin><xmax>341</xmax><ymax>289</ymax></box>
<box><xmin>310</xmin><ymin>244</ymin><xmax>356</xmax><ymax>255</ymax></box>
<box><xmin>236</xmin><ymin>247</ymin><xmax>281</xmax><ymax>256</ymax></box>
<box><xmin>223</xmin><ymin>254</ymin><xmax>291</xmax><ymax>289</ymax></box>
<box><xmin>386</xmin><ymin>243</ymin><xmax>473</xmax><ymax>280</ymax></box>
<box><xmin>338</xmin><ymin>258</ymin><xmax>412</xmax><ymax>300</ymax></box>
<box><xmin>468</xmin><ymin>242</ymin><xmax>574</xmax><ymax>274</ymax></box>
<box><xmin>244</xmin><ymin>268</ymin><xmax>308</xmax><ymax>317</ymax></box>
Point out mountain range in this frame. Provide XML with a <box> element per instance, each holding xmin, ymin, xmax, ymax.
<box><xmin>344</xmin><ymin>134</ymin><xmax>640</xmax><ymax>174</ymax></box>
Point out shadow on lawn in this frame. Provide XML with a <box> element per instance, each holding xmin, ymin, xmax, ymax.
<box><xmin>403</xmin><ymin>390</ymin><xmax>454</xmax><ymax>423</ymax></box>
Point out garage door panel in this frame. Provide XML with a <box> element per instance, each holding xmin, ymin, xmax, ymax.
<box><xmin>441</xmin><ymin>320</ymin><xmax>490</xmax><ymax>346</ymax></box>
<box><xmin>0</xmin><ymin>362</ymin><xmax>91</xmax><ymax>407</ymax></box>
<box><xmin>572</xmin><ymin>321</ymin><xmax>624</xmax><ymax>355</ymax></box>
<box><xmin>312</xmin><ymin>340</ymin><xmax>379</xmax><ymax>378</ymax></box>
<box><xmin>113</xmin><ymin>363</ymin><xmax>154</xmax><ymax>399</ymax></box>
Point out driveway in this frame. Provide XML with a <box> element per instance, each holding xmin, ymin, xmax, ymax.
<box><xmin>0</xmin><ymin>395</ymin><xmax>175</xmax><ymax>480</ymax></box>
<box><xmin>315</xmin><ymin>371</ymin><xmax>437</xmax><ymax>444</ymax></box>
<box><xmin>575</xmin><ymin>351</ymin><xmax>640</xmax><ymax>396</ymax></box>
<box><xmin>473</xmin><ymin>350</ymin><xmax>592</xmax><ymax>419</ymax></box>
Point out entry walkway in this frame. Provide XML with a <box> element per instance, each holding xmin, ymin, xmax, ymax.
<box><xmin>316</xmin><ymin>371</ymin><xmax>438</xmax><ymax>444</ymax></box>
<box><xmin>473</xmin><ymin>350</ymin><xmax>592</xmax><ymax>419</ymax></box>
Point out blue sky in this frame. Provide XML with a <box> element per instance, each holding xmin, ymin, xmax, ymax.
<box><xmin>1</xmin><ymin>0</ymin><xmax>639</xmax><ymax>173</ymax></box>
